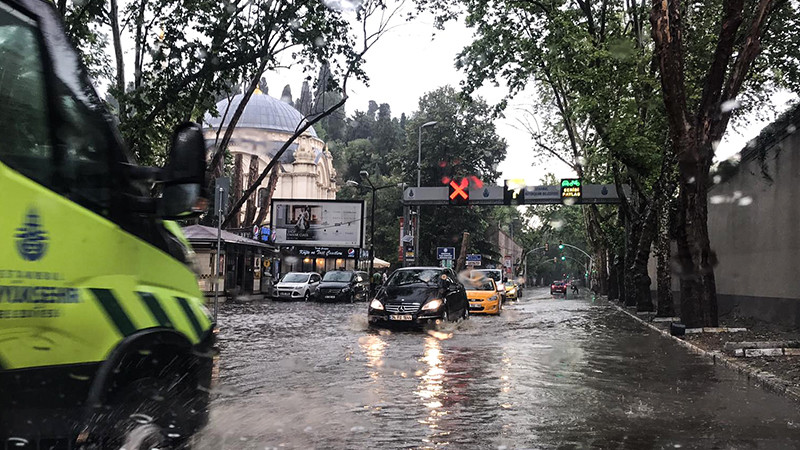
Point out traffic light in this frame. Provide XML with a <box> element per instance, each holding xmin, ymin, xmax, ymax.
<box><xmin>448</xmin><ymin>178</ymin><xmax>469</xmax><ymax>205</ymax></box>
<box><xmin>544</xmin><ymin>243</ymin><xmax>549</xmax><ymax>252</ymax></box>
<box><xmin>561</xmin><ymin>256</ymin><xmax>566</xmax><ymax>261</ymax></box>
<box><xmin>553</xmin><ymin>257</ymin><xmax>557</xmax><ymax>264</ymax></box>
<box><xmin>558</xmin><ymin>240</ymin><xmax>564</xmax><ymax>250</ymax></box>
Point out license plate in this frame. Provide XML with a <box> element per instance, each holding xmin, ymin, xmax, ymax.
<box><xmin>325</xmin><ymin>295</ymin><xmax>335</xmax><ymax>299</ymax></box>
<box><xmin>389</xmin><ymin>314</ymin><xmax>413</xmax><ymax>321</ymax></box>
<box><xmin>280</xmin><ymin>292</ymin><xmax>290</xmax><ymax>297</ymax></box>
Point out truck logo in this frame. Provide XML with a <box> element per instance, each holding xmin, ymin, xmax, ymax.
<box><xmin>15</xmin><ymin>209</ymin><xmax>48</xmax><ymax>261</ymax></box>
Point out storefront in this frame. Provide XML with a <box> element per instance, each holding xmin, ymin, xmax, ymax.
<box><xmin>183</xmin><ymin>225</ymin><xmax>279</xmax><ymax>301</ymax></box>
<box><xmin>278</xmin><ymin>245</ymin><xmax>361</xmax><ymax>277</ymax></box>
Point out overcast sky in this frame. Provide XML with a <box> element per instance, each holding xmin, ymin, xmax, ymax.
<box><xmin>264</xmin><ymin>6</ymin><xmax>794</xmax><ymax>187</ymax></box>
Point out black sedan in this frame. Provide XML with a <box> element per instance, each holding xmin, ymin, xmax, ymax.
<box><xmin>316</xmin><ymin>270</ymin><xmax>369</xmax><ymax>302</ymax></box>
<box><xmin>368</xmin><ymin>267</ymin><xmax>469</xmax><ymax>327</ymax></box>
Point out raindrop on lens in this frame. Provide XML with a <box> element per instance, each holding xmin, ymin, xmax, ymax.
<box><xmin>550</xmin><ymin>219</ymin><xmax>564</xmax><ymax>229</ymax></box>
<box><xmin>788</xmin><ymin>124</ymin><xmax>797</xmax><ymax>134</ymax></box>
<box><xmin>562</xmin><ymin>197</ymin><xmax>577</xmax><ymax>206</ymax></box>
<box><xmin>720</xmin><ymin>99</ymin><xmax>740</xmax><ymax>113</ymax></box>
<box><xmin>713</xmin><ymin>175</ymin><xmax>722</xmax><ymax>184</ymax></box>
<box><xmin>738</xmin><ymin>196</ymin><xmax>753</xmax><ymax>206</ymax></box>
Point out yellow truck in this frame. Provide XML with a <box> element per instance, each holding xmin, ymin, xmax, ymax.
<box><xmin>0</xmin><ymin>0</ymin><xmax>215</xmax><ymax>447</ymax></box>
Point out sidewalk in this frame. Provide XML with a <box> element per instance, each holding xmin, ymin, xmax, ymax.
<box><xmin>608</xmin><ymin>298</ymin><xmax>800</xmax><ymax>402</ymax></box>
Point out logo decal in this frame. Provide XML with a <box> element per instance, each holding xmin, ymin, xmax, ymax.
<box><xmin>398</xmin><ymin>305</ymin><xmax>406</xmax><ymax>312</ymax></box>
<box><xmin>15</xmin><ymin>209</ymin><xmax>48</xmax><ymax>261</ymax></box>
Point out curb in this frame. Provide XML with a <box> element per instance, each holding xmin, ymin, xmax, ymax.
<box><xmin>607</xmin><ymin>301</ymin><xmax>800</xmax><ymax>404</ymax></box>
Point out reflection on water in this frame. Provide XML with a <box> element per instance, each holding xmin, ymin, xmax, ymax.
<box><xmin>195</xmin><ymin>292</ymin><xmax>800</xmax><ymax>449</ymax></box>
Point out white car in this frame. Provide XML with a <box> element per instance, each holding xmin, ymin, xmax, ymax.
<box><xmin>274</xmin><ymin>272</ymin><xmax>321</xmax><ymax>301</ymax></box>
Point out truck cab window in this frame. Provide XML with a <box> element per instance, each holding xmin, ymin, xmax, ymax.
<box><xmin>0</xmin><ymin>4</ymin><xmax>52</xmax><ymax>186</ymax></box>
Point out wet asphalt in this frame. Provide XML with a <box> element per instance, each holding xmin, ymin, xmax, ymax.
<box><xmin>196</xmin><ymin>287</ymin><xmax>800</xmax><ymax>449</ymax></box>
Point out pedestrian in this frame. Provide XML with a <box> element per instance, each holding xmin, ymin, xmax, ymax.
<box><xmin>371</xmin><ymin>271</ymin><xmax>382</xmax><ymax>296</ymax></box>
<box><xmin>382</xmin><ymin>270</ymin><xmax>387</xmax><ymax>284</ymax></box>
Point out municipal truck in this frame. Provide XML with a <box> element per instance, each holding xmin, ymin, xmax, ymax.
<box><xmin>0</xmin><ymin>0</ymin><xmax>215</xmax><ymax>447</ymax></box>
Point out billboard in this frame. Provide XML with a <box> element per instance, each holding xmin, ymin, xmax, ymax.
<box><xmin>270</xmin><ymin>199</ymin><xmax>364</xmax><ymax>247</ymax></box>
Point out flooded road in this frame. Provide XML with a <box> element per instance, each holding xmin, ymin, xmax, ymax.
<box><xmin>197</xmin><ymin>288</ymin><xmax>800</xmax><ymax>449</ymax></box>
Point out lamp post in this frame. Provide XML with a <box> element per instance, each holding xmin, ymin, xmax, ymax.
<box><xmin>347</xmin><ymin>173</ymin><xmax>404</xmax><ymax>290</ymax></box>
<box><xmin>416</xmin><ymin>121</ymin><xmax>437</xmax><ymax>265</ymax></box>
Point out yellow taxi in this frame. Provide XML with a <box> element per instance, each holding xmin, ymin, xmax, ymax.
<box><xmin>505</xmin><ymin>281</ymin><xmax>520</xmax><ymax>300</ymax></box>
<box><xmin>465</xmin><ymin>277</ymin><xmax>502</xmax><ymax>315</ymax></box>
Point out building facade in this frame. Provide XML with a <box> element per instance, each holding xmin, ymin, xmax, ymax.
<box><xmin>203</xmin><ymin>90</ymin><xmax>353</xmax><ymax>281</ymax></box>
<box><xmin>203</xmin><ymin>90</ymin><xmax>338</xmax><ymax>221</ymax></box>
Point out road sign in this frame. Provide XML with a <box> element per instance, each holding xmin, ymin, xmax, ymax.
<box><xmin>466</xmin><ymin>254</ymin><xmax>482</xmax><ymax>266</ymax></box>
<box><xmin>561</xmin><ymin>179</ymin><xmax>582</xmax><ymax>200</ymax></box>
<box><xmin>504</xmin><ymin>255</ymin><xmax>512</xmax><ymax>268</ymax></box>
<box><xmin>214</xmin><ymin>177</ymin><xmax>230</xmax><ymax>215</ymax></box>
<box><xmin>403</xmin><ymin>184</ymin><xmax>630</xmax><ymax>206</ymax></box>
<box><xmin>437</xmin><ymin>247</ymin><xmax>456</xmax><ymax>260</ymax></box>
<box><xmin>404</xmin><ymin>186</ymin><xmax>449</xmax><ymax>204</ymax></box>
<box><xmin>470</xmin><ymin>186</ymin><xmax>504</xmax><ymax>205</ymax></box>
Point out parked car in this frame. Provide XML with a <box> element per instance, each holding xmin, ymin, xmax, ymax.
<box><xmin>465</xmin><ymin>276</ymin><xmax>501</xmax><ymax>315</ymax></box>
<box><xmin>275</xmin><ymin>272</ymin><xmax>321</xmax><ymax>301</ymax></box>
<box><xmin>317</xmin><ymin>270</ymin><xmax>369</xmax><ymax>303</ymax></box>
<box><xmin>368</xmin><ymin>267</ymin><xmax>469</xmax><ymax>327</ymax></box>
<box><xmin>470</xmin><ymin>268</ymin><xmax>506</xmax><ymax>303</ymax></box>
<box><xmin>550</xmin><ymin>280</ymin><xmax>567</xmax><ymax>295</ymax></box>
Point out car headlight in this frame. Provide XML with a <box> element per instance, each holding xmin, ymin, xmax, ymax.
<box><xmin>421</xmin><ymin>299</ymin><xmax>443</xmax><ymax>311</ymax></box>
<box><xmin>369</xmin><ymin>299</ymin><xmax>384</xmax><ymax>310</ymax></box>
<box><xmin>489</xmin><ymin>295</ymin><xmax>498</xmax><ymax>302</ymax></box>
<box><xmin>341</xmin><ymin>286</ymin><xmax>351</xmax><ymax>292</ymax></box>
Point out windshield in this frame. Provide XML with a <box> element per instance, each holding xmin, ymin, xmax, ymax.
<box><xmin>465</xmin><ymin>278</ymin><xmax>495</xmax><ymax>291</ymax></box>
<box><xmin>473</xmin><ymin>270</ymin><xmax>500</xmax><ymax>281</ymax></box>
<box><xmin>322</xmin><ymin>271</ymin><xmax>353</xmax><ymax>282</ymax></box>
<box><xmin>505</xmin><ymin>281</ymin><xmax>515</xmax><ymax>287</ymax></box>
<box><xmin>386</xmin><ymin>269</ymin><xmax>441</xmax><ymax>287</ymax></box>
<box><xmin>281</xmin><ymin>273</ymin><xmax>309</xmax><ymax>283</ymax></box>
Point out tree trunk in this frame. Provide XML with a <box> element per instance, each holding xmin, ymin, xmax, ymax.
<box><xmin>254</xmin><ymin>163</ymin><xmax>281</xmax><ymax>227</ymax></box>
<box><xmin>229</xmin><ymin>153</ymin><xmax>244</xmax><ymax>228</ymax></box>
<box><xmin>243</xmin><ymin>154</ymin><xmax>259</xmax><ymax>227</ymax></box>
<box><xmin>133</xmin><ymin>0</ymin><xmax>146</xmax><ymax>90</ymax></box>
<box><xmin>676</xmin><ymin>161</ymin><xmax>718</xmax><ymax>327</ymax></box>
<box><xmin>594</xmin><ymin>249</ymin><xmax>608</xmax><ymax>295</ymax></box>
<box><xmin>456</xmin><ymin>232</ymin><xmax>470</xmax><ymax>273</ymax></box>
<box><xmin>108</xmin><ymin>0</ymin><xmax>126</xmax><ymax>118</ymax></box>
<box><xmin>623</xmin><ymin>216</ymin><xmax>638</xmax><ymax>307</ymax></box>
<box><xmin>656</xmin><ymin>197</ymin><xmax>675</xmax><ymax>317</ymax></box>
<box><xmin>608</xmin><ymin>253</ymin><xmax>620</xmax><ymax>300</ymax></box>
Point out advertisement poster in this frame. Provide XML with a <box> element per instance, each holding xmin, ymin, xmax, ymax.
<box><xmin>271</xmin><ymin>200</ymin><xmax>364</xmax><ymax>247</ymax></box>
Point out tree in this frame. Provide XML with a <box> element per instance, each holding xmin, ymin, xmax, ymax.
<box><xmin>58</xmin><ymin>0</ymin><xmax>373</xmax><ymax>169</ymax></box>
<box><xmin>421</xmin><ymin>0</ymin><xmax>673</xmax><ymax>303</ymax></box>
<box><xmin>222</xmin><ymin>0</ymin><xmax>405</xmax><ymax>227</ymax></box>
<box><xmin>397</xmin><ymin>86</ymin><xmax>508</xmax><ymax>264</ymax></box>
<box><xmin>650</xmin><ymin>0</ymin><xmax>800</xmax><ymax>326</ymax></box>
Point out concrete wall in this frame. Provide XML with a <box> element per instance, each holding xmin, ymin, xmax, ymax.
<box><xmin>707</xmin><ymin>125</ymin><xmax>800</xmax><ymax>327</ymax></box>
<box><xmin>648</xmin><ymin>113</ymin><xmax>800</xmax><ymax>326</ymax></box>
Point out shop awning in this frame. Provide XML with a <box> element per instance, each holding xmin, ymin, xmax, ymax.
<box><xmin>182</xmin><ymin>225</ymin><xmax>276</xmax><ymax>249</ymax></box>
<box><xmin>373</xmin><ymin>257</ymin><xmax>390</xmax><ymax>269</ymax></box>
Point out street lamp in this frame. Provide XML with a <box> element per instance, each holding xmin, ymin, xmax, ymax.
<box><xmin>353</xmin><ymin>171</ymin><xmax>404</xmax><ymax>286</ymax></box>
<box><xmin>415</xmin><ymin>121</ymin><xmax>437</xmax><ymax>266</ymax></box>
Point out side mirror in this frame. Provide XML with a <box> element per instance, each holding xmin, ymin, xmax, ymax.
<box><xmin>160</xmin><ymin>122</ymin><xmax>207</xmax><ymax>219</ymax></box>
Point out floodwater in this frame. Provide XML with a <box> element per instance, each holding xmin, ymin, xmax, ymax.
<box><xmin>196</xmin><ymin>287</ymin><xmax>800</xmax><ymax>449</ymax></box>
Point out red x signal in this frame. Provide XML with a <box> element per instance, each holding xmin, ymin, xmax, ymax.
<box><xmin>449</xmin><ymin>179</ymin><xmax>468</xmax><ymax>200</ymax></box>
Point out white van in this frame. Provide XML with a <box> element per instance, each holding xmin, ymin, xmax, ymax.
<box><xmin>470</xmin><ymin>269</ymin><xmax>506</xmax><ymax>302</ymax></box>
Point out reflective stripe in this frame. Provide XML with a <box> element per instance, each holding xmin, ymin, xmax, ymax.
<box><xmin>137</xmin><ymin>292</ymin><xmax>173</xmax><ymax>328</ymax></box>
<box><xmin>90</xmin><ymin>288</ymin><xmax>136</xmax><ymax>337</ymax></box>
<box><xmin>176</xmin><ymin>297</ymin><xmax>203</xmax><ymax>338</ymax></box>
